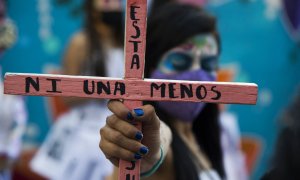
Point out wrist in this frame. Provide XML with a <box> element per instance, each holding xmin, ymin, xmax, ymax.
<box><xmin>141</xmin><ymin>145</ymin><xmax>164</xmax><ymax>177</ymax></box>
<box><xmin>141</xmin><ymin>144</ymin><xmax>161</xmax><ymax>173</ymax></box>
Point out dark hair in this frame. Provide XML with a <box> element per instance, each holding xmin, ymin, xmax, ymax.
<box><xmin>150</xmin><ymin>0</ymin><xmax>175</xmax><ymax>13</ymax></box>
<box><xmin>145</xmin><ymin>3</ymin><xmax>220</xmax><ymax>77</ymax></box>
<box><xmin>83</xmin><ymin>0</ymin><xmax>105</xmax><ymax>77</ymax></box>
<box><xmin>145</xmin><ymin>3</ymin><xmax>225</xmax><ymax>179</ymax></box>
<box><xmin>83</xmin><ymin>0</ymin><xmax>124</xmax><ymax>77</ymax></box>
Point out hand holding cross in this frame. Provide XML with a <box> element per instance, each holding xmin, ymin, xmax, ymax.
<box><xmin>4</xmin><ymin>0</ymin><xmax>257</xmax><ymax>179</ymax></box>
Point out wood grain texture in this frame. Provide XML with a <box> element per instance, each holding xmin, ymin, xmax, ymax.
<box><xmin>4</xmin><ymin>73</ymin><xmax>258</xmax><ymax>105</ymax></box>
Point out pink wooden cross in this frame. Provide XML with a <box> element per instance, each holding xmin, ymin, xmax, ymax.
<box><xmin>4</xmin><ymin>0</ymin><xmax>258</xmax><ymax>179</ymax></box>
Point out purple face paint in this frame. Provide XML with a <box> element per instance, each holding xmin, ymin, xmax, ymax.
<box><xmin>150</xmin><ymin>69</ymin><xmax>216</xmax><ymax>122</ymax></box>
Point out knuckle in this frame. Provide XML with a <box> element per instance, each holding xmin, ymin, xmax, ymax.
<box><xmin>121</xmin><ymin>125</ymin><xmax>136</xmax><ymax>137</ymax></box>
<box><xmin>105</xmin><ymin>116</ymin><xmax>110</xmax><ymax>124</ymax></box>
<box><xmin>122</xmin><ymin>151</ymin><xmax>134</xmax><ymax>161</ymax></box>
<box><xmin>145</xmin><ymin>104</ymin><xmax>155</xmax><ymax>114</ymax></box>
<box><xmin>120</xmin><ymin>110</ymin><xmax>129</xmax><ymax>119</ymax></box>
<box><xmin>105</xmin><ymin>155</ymin><xmax>112</xmax><ymax>161</ymax></box>
<box><xmin>132</xmin><ymin>142</ymin><xmax>142</xmax><ymax>152</ymax></box>
<box><xmin>107</xmin><ymin>100</ymin><xmax>112</xmax><ymax>106</ymax></box>
<box><xmin>128</xmin><ymin>128</ymin><xmax>138</xmax><ymax>138</ymax></box>
<box><xmin>144</xmin><ymin>105</ymin><xmax>160</xmax><ymax>126</ymax></box>
<box><xmin>107</xmin><ymin>100</ymin><xmax>114</xmax><ymax>108</ymax></box>
<box><xmin>99</xmin><ymin>127</ymin><xmax>104</xmax><ymax>136</ymax></box>
<box><xmin>111</xmin><ymin>131</ymin><xmax>123</xmax><ymax>143</ymax></box>
<box><xmin>111</xmin><ymin>148</ymin><xmax>120</xmax><ymax>156</ymax></box>
<box><xmin>106</xmin><ymin>115</ymin><xmax>117</xmax><ymax>126</ymax></box>
<box><xmin>99</xmin><ymin>141</ymin><xmax>105</xmax><ymax>151</ymax></box>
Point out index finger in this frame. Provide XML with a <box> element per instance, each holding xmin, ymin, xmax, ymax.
<box><xmin>107</xmin><ymin>100</ymin><xmax>134</xmax><ymax>121</ymax></box>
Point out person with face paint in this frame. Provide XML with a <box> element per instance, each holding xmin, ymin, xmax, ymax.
<box><xmin>100</xmin><ymin>3</ymin><xmax>225</xmax><ymax>180</ymax></box>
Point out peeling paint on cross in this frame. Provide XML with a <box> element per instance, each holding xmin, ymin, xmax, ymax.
<box><xmin>4</xmin><ymin>0</ymin><xmax>258</xmax><ymax>180</ymax></box>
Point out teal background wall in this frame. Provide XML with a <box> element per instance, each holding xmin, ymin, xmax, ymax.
<box><xmin>208</xmin><ymin>1</ymin><xmax>300</xmax><ymax>179</ymax></box>
<box><xmin>1</xmin><ymin>0</ymin><xmax>82</xmax><ymax>144</ymax></box>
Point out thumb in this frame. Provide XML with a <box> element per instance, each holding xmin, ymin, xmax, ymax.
<box><xmin>131</xmin><ymin>105</ymin><xmax>161</xmax><ymax>163</ymax></box>
<box><xmin>132</xmin><ymin>104</ymin><xmax>160</xmax><ymax>130</ymax></box>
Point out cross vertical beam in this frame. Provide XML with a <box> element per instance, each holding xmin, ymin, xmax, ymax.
<box><xmin>120</xmin><ymin>0</ymin><xmax>148</xmax><ymax>180</ymax></box>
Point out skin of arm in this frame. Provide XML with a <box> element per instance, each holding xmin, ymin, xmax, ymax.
<box><xmin>61</xmin><ymin>32</ymin><xmax>92</xmax><ymax>107</ymax></box>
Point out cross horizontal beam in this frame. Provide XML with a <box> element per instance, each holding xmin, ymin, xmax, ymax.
<box><xmin>4</xmin><ymin>73</ymin><xmax>257</xmax><ymax>105</ymax></box>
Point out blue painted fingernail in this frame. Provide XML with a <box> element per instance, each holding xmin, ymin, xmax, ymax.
<box><xmin>139</xmin><ymin>147</ymin><xmax>149</xmax><ymax>155</ymax></box>
<box><xmin>135</xmin><ymin>132</ymin><xmax>143</xmax><ymax>140</ymax></box>
<box><xmin>127</xmin><ymin>112</ymin><xmax>134</xmax><ymax>120</ymax></box>
<box><xmin>134</xmin><ymin>109</ymin><xmax>144</xmax><ymax>116</ymax></box>
<box><xmin>134</xmin><ymin>153</ymin><xmax>142</xmax><ymax>160</ymax></box>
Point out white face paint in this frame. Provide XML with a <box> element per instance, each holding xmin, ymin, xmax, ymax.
<box><xmin>158</xmin><ymin>34</ymin><xmax>219</xmax><ymax>75</ymax></box>
<box><xmin>93</xmin><ymin>0</ymin><xmax>122</xmax><ymax>12</ymax></box>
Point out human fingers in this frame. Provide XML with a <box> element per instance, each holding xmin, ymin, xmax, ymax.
<box><xmin>99</xmin><ymin>138</ymin><xmax>144</xmax><ymax>164</ymax></box>
<box><xmin>106</xmin><ymin>115</ymin><xmax>143</xmax><ymax>140</ymax></box>
<box><xmin>107</xmin><ymin>100</ymin><xmax>134</xmax><ymax>121</ymax></box>
<box><xmin>132</xmin><ymin>104</ymin><xmax>160</xmax><ymax>128</ymax></box>
<box><xmin>101</xmin><ymin>125</ymin><xmax>149</xmax><ymax>156</ymax></box>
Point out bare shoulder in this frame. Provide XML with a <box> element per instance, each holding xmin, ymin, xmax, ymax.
<box><xmin>62</xmin><ymin>31</ymin><xmax>89</xmax><ymax>75</ymax></box>
<box><xmin>69</xmin><ymin>31</ymin><xmax>89</xmax><ymax>49</ymax></box>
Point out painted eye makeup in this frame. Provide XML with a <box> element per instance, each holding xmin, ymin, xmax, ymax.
<box><xmin>159</xmin><ymin>34</ymin><xmax>219</xmax><ymax>74</ymax></box>
<box><xmin>163</xmin><ymin>52</ymin><xmax>193</xmax><ymax>72</ymax></box>
<box><xmin>200</xmin><ymin>55</ymin><xmax>218</xmax><ymax>72</ymax></box>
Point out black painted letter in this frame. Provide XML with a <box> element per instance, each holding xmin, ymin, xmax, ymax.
<box><xmin>125</xmin><ymin>161</ymin><xmax>136</xmax><ymax>170</ymax></box>
<box><xmin>114</xmin><ymin>82</ymin><xmax>125</xmax><ymax>95</ymax></box>
<box><xmin>169</xmin><ymin>83</ymin><xmax>179</xmax><ymax>98</ymax></box>
<box><xmin>196</xmin><ymin>85</ymin><xmax>207</xmax><ymax>100</ymax></box>
<box><xmin>129</xmin><ymin>40</ymin><xmax>141</xmax><ymax>52</ymax></box>
<box><xmin>126</xmin><ymin>174</ymin><xmax>135</xmax><ymax>180</ymax></box>
<box><xmin>180</xmin><ymin>84</ymin><xmax>193</xmax><ymax>98</ymax></box>
<box><xmin>130</xmin><ymin>54</ymin><xmax>140</xmax><ymax>69</ymax></box>
<box><xmin>131</xmin><ymin>21</ymin><xmax>140</xmax><ymax>39</ymax></box>
<box><xmin>97</xmin><ymin>81</ymin><xmax>111</xmax><ymax>95</ymax></box>
<box><xmin>25</xmin><ymin>77</ymin><xmax>40</xmax><ymax>93</ymax></box>
<box><xmin>151</xmin><ymin>83</ymin><xmax>166</xmax><ymax>98</ymax></box>
<box><xmin>211</xmin><ymin>86</ymin><xmax>221</xmax><ymax>100</ymax></box>
<box><xmin>46</xmin><ymin>78</ymin><xmax>62</xmax><ymax>93</ymax></box>
<box><xmin>130</xmin><ymin>6</ymin><xmax>140</xmax><ymax>20</ymax></box>
<box><xmin>83</xmin><ymin>80</ymin><xmax>95</xmax><ymax>95</ymax></box>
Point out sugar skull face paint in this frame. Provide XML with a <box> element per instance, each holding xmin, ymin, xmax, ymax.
<box><xmin>151</xmin><ymin>34</ymin><xmax>219</xmax><ymax>122</ymax></box>
<box><xmin>158</xmin><ymin>34</ymin><xmax>219</xmax><ymax>75</ymax></box>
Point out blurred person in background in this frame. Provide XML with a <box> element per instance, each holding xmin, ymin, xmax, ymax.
<box><xmin>62</xmin><ymin>0</ymin><xmax>124</xmax><ymax>96</ymax></box>
<box><xmin>0</xmin><ymin>0</ymin><xmax>27</xmax><ymax>180</ymax></box>
<box><xmin>262</xmin><ymin>88</ymin><xmax>300</xmax><ymax>180</ymax></box>
<box><xmin>100</xmin><ymin>3</ymin><xmax>226</xmax><ymax>180</ymax></box>
<box><xmin>30</xmin><ymin>0</ymin><xmax>124</xmax><ymax>179</ymax></box>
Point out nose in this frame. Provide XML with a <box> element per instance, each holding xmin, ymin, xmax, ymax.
<box><xmin>191</xmin><ymin>49</ymin><xmax>201</xmax><ymax>70</ymax></box>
